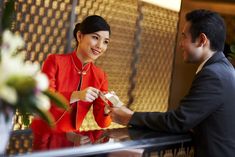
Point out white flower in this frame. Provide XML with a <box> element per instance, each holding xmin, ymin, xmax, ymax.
<box><xmin>0</xmin><ymin>53</ymin><xmax>24</xmax><ymax>81</ymax></box>
<box><xmin>1</xmin><ymin>30</ymin><xmax>24</xmax><ymax>55</ymax></box>
<box><xmin>0</xmin><ymin>54</ymin><xmax>40</xmax><ymax>85</ymax></box>
<box><xmin>0</xmin><ymin>85</ymin><xmax>17</xmax><ymax>104</ymax></box>
<box><xmin>23</xmin><ymin>61</ymin><xmax>40</xmax><ymax>76</ymax></box>
<box><xmin>35</xmin><ymin>93</ymin><xmax>51</xmax><ymax>111</ymax></box>
<box><xmin>35</xmin><ymin>73</ymin><xmax>49</xmax><ymax>91</ymax></box>
<box><xmin>0</xmin><ymin>28</ymin><xmax>66</xmax><ymax>125</ymax></box>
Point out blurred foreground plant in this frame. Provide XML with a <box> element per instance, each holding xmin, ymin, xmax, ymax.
<box><xmin>0</xmin><ymin>0</ymin><xmax>68</xmax><ymax>126</ymax></box>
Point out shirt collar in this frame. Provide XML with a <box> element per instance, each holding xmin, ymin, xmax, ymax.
<box><xmin>195</xmin><ymin>57</ymin><xmax>210</xmax><ymax>74</ymax></box>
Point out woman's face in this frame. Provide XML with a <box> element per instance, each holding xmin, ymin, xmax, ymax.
<box><xmin>77</xmin><ymin>30</ymin><xmax>110</xmax><ymax>62</ymax></box>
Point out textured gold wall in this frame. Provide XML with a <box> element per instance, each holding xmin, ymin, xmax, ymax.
<box><xmin>132</xmin><ymin>3</ymin><xmax>178</xmax><ymax>112</ymax></box>
<box><xmin>11</xmin><ymin>0</ymin><xmax>179</xmax><ymax>130</ymax></box>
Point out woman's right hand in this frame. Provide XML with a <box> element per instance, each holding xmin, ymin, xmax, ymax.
<box><xmin>70</xmin><ymin>87</ymin><xmax>100</xmax><ymax>103</ymax></box>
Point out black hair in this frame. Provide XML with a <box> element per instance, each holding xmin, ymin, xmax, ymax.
<box><xmin>186</xmin><ymin>9</ymin><xmax>226</xmax><ymax>52</ymax></box>
<box><xmin>73</xmin><ymin>15</ymin><xmax>111</xmax><ymax>47</ymax></box>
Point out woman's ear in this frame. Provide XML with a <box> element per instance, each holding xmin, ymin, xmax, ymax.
<box><xmin>76</xmin><ymin>31</ymin><xmax>82</xmax><ymax>43</ymax></box>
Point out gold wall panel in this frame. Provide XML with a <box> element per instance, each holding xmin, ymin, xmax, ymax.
<box><xmin>6</xmin><ymin>130</ymin><xmax>33</xmax><ymax>155</ymax></box>
<box><xmin>132</xmin><ymin>3</ymin><xmax>178</xmax><ymax>112</ymax></box>
<box><xmin>14</xmin><ymin>0</ymin><xmax>71</xmax><ymax>63</ymax></box>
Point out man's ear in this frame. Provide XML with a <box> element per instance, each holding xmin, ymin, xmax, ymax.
<box><xmin>197</xmin><ymin>33</ymin><xmax>208</xmax><ymax>47</ymax></box>
<box><xmin>76</xmin><ymin>31</ymin><xmax>83</xmax><ymax>42</ymax></box>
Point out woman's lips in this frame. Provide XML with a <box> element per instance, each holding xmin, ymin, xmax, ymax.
<box><xmin>91</xmin><ymin>49</ymin><xmax>101</xmax><ymax>55</ymax></box>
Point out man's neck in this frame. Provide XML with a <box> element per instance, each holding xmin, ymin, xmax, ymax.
<box><xmin>199</xmin><ymin>50</ymin><xmax>216</xmax><ymax>65</ymax></box>
<box><xmin>196</xmin><ymin>50</ymin><xmax>216</xmax><ymax>74</ymax></box>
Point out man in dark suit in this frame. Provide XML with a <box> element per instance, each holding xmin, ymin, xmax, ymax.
<box><xmin>109</xmin><ymin>9</ymin><xmax>235</xmax><ymax>157</ymax></box>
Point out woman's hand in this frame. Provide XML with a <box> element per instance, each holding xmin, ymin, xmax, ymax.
<box><xmin>70</xmin><ymin>87</ymin><xmax>100</xmax><ymax>103</ymax></box>
<box><xmin>78</xmin><ymin>87</ymin><xmax>100</xmax><ymax>102</ymax></box>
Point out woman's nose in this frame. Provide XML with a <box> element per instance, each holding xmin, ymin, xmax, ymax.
<box><xmin>96</xmin><ymin>40</ymin><xmax>103</xmax><ymax>49</ymax></box>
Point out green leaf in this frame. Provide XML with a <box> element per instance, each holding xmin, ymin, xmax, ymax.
<box><xmin>30</xmin><ymin>104</ymin><xmax>55</xmax><ymax>127</ymax></box>
<box><xmin>7</xmin><ymin>76</ymin><xmax>36</xmax><ymax>95</ymax></box>
<box><xmin>231</xmin><ymin>45</ymin><xmax>235</xmax><ymax>53</ymax></box>
<box><xmin>43</xmin><ymin>90</ymin><xmax>69</xmax><ymax>110</ymax></box>
<box><xmin>21</xmin><ymin>113</ymin><xmax>30</xmax><ymax>126</ymax></box>
<box><xmin>228</xmin><ymin>53</ymin><xmax>235</xmax><ymax>58</ymax></box>
<box><xmin>17</xmin><ymin>96</ymin><xmax>55</xmax><ymax>127</ymax></box>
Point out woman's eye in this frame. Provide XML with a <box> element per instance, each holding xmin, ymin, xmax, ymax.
<box><xmin>104</xmin><ymin>40</ymin><xmax>109</xmax><ymax>45</ymax></box>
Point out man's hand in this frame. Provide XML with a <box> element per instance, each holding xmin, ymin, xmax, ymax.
<box><xmin>109</xmin><ymin>106</ymin><xmax>134</xmax><ymax>126</ymax></box>
<box><xmin>106</xmin><ymin>128</ymin><xmax>130</xmax><ymax>140</ymax></box>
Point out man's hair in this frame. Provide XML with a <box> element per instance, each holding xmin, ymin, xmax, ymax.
<box><xmin>186</xmin><ymin>9</ymin><xmax>226</xmax><ymax>52</ymax></box>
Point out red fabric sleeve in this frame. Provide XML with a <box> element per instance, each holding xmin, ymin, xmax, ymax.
<box><xmin>41</xmin><ymin>54</ymin><xmax>72</xmax><ymax>101</ymax></box>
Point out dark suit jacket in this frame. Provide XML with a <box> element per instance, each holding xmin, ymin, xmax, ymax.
<box><xmin>129</xmin><ymin>52</ymin><xmax>235</xmax><ymax>157</ymax></box>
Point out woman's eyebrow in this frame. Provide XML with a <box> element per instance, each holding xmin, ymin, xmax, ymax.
<box><xmin>93</xmin><ymin>32</ymin><xmax>100</xmax><ymax>37</ymax></box>
<box><xmin>93</xmin><ymin>32</ymin><xmax>110</xmax><ymax>40</ymax></box>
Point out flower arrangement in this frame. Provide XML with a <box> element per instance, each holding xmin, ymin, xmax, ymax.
<box><xmin>0</xmin><ymin>0</ymin><xmax>68</xmax><ymax>126</ymax></box>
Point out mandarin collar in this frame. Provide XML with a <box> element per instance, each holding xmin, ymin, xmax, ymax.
<box><xmin>71</xmin><ymin>51</ymin><xmax>91</xmax><ymax>75</ymax></box>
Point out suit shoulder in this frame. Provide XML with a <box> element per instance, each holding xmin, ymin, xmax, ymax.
<box><xmin>201</xmin><ymin>60</ymin><xmax>235</xmax><ymax>81</ymax></box>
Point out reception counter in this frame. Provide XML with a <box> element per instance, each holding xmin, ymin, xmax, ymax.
<box><xmin>5</xmin><ymin>127</ymin><xmax>194</xmax><ymax>157</ymax></box>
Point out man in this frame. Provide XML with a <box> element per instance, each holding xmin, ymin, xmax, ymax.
<box><xmin>109</xmin><ymin>9</ymin><xmax>235</xmax><ymax>157</ymax></box>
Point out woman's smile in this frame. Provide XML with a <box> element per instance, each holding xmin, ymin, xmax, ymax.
<box><xmin>91</xmin><ymin>48</ymin><xmax>101</xmax><ymax>55</ymax></box>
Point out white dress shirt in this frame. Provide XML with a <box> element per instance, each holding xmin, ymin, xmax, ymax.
<box><xmin>196</xmin><ymin>57</ymin><xmax>211</xmax><ymax>74</ymax></box>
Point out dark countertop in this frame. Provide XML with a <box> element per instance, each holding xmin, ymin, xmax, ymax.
<box><xmin>7</xmin><ymin>127</ymin><xmax>193</xmax><ymax>157</ymax></box>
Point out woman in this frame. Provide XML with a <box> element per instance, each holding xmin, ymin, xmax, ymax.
<box><xmin>31</xmin><ymin>15</ymin><xmax>112</xmax><ymax>136</ymax></box>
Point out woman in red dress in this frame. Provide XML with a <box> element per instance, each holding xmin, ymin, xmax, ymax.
<box><xmin>31</xmin><ymin>15</ymin><xmax>112</xmax><ymax>149</ymax></box>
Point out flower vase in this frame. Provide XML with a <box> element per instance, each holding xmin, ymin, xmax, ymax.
<box><xmin>0</xmin><ymin>101</ymin><xmax>14</xmax><ymax>155</ymax></box>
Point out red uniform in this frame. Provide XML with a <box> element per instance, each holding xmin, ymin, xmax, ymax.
<box><xmin>31</xmin><ymin>51</ymin><xmax>111</xmax><ymax>133</ymax></box>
